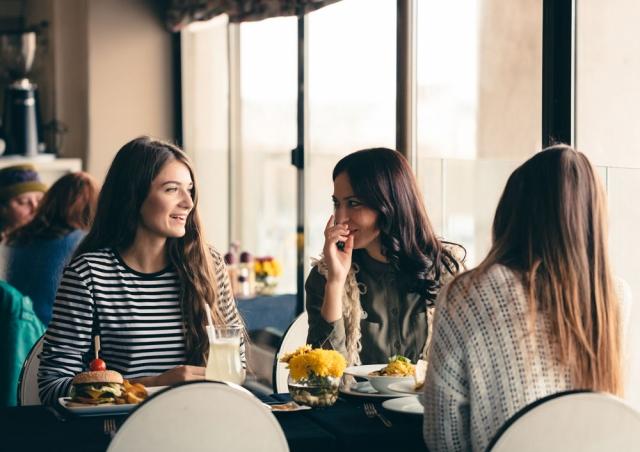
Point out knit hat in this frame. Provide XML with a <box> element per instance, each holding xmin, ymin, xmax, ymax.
<box><xmin>0</xmin><ymin>164</ymin><xmax>47</xmax><ymax>202</ymax></box>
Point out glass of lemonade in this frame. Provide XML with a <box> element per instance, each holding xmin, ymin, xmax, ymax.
<box><xmin>205</xmin><ymin>325</ymin><xmax>244</xmax><ymax>384</ymax></box>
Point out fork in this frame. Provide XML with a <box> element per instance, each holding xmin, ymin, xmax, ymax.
<box><xmin>103</xmin><ymin>418</ymin><xmax>117</xmax><ymax>439</ymax></box>
<box><xmin>364</xmin><ymin>402</ymin><xmax>393</xmax><ymax>428</ymax></box>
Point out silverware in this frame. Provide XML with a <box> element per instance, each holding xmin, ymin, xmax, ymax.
<box><xmin>364</xmin><ymin>402</ymin><xmax>392</xmax><ymax>428</ymax></box>
<box><xmin>46</xmin><ymin>406</ymin><xmax>66</xmax><ymax>423</ymax></box>
<box><xmin>103</xmin><ymin>418</ymin><xmax>117</xmax><ymax>438</ymax></box>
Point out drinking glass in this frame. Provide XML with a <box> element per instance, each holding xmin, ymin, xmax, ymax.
<box><xmin>205</xmin><ymin>325</ymin><xmax>244</xmax><ymax>384</ymax></box>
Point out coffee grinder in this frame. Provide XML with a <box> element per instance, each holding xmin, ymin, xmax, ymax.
<box><xmin>0</xmin><ymin>30</ymin><xmax>44</xmax><ymax>157</ymax></box>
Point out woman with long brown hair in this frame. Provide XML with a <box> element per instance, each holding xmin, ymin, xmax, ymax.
<box><xmin>38</xmin><ymin>137</ymin><xmax>244</xmax><ymax>405</ymax></box>
<box><xmin>1</xmin><ymin>171</ymin><xmax>99</xmax><ymax>325</ymax></box>
<box><xmin>306</xmin><ymin>147</ymin><xmax>464</xmax><ymax>366</ymax></box>
<box><xmin>423</xmin><ymin>145</ymin><xmax>623</xmax><ymax>451</ymax></box>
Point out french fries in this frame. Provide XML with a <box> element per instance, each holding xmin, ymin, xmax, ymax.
<box><xmin>114</xmin><ymin>380</ymin><xmax>148</xmax><ymax>405</ymax></box>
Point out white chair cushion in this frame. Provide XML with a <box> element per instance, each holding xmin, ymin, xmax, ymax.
<box><xmin>490</xmin><ymin>391</ymin><xmax>640</xmax><ymax>452</ymax></box>
<box><xmin>18</xmin><ymin>335</ymin><xmax>44</xmax><ymax>406</ymax></box>
<box><xmin>107</xmin><ymin>381</ymin><xmax>288</xmax><ymax>452</ymax></box>
<box><xmin>273</xmin><ymin>312</ymin><xmax>308</xmax><ymax>393</ymax></box>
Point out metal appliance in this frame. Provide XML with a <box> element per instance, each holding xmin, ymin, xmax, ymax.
<box><xmin>0</xmin><ymin>31</ymin><xmax>44</xmax><ymax>156</ymax></box>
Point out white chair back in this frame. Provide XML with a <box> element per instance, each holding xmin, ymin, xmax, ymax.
<box><xmin>17</xmin><ymin>335</ymin><xmax>44</xmax><ymax>406</ymax></box>
<box><xmin>489</xmin><ymin>391</ymin><xmax>640</xmax><ymax>452</ymax></box>
<box><xmin>272</xmin><ymin>312</ymin><xmax>308</xmax><ymax>393</ymax></box>
<box><xmin>107</xmin><ymin>381</ymin><xmax>289</xmax><ymax>452</ymax></box>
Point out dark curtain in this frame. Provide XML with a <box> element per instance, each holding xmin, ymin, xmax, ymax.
<box><xmin>166</xmin><ymin>0</ymin><xmax>342</xmax><ymax>31</ymax></box>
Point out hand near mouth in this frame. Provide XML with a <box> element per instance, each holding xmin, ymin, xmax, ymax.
<box><xmin>323</xmin><ymin>215</ymin><xmax>354</xmax><ymax>284</ymax></box>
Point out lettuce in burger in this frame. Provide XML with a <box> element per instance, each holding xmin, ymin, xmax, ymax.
<box><xmin>70</xmin><ymin>370</ymin><xmax>124</xmax><ymax>405</ymax></box>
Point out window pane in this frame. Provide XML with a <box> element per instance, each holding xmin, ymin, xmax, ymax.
<box><xmin>181</xmin><ymin>17</ymin><xmax>230</xmax><ymax>249</ymax></box>
<box><xmin>576</xmin><ymin>1</ymin><xmax>640</xmax><ymax>408</ymax></box>
<box><xmin>239</xmin><ymin>18</ymin><xmax>298</xmax><ymax>293</ymax></box>
<box><xmin>307</xmin><ymin>0</ymin><xmax>396</xmax><ymax>262</ymax></box>
<box><xmin>416</xmin><ymin>0</ymin><xmax>542</xmax><ymax>265</ymax></box>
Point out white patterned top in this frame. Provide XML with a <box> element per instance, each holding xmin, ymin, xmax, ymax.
<box><xmin>422</xmin><ymin>264</ymin><xmax>575</xmax><ymax>451</ymax></box>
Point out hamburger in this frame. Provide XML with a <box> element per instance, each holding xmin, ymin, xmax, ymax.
<box><xmin>70</xmin><ymin>370</ymin><xmax>124</xmax><ymax>405</ymax></box>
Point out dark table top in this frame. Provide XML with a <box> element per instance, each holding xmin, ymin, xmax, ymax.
<box><xmin>0</xmin><ymin>393</ymin><xmax>426</xmax><ymax>452</ymax></box>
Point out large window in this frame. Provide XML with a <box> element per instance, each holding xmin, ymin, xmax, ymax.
<box><xmin>181</xmin><ymin>16</ymin><xmax>230</xmax><ymax>249</ymax></box>
<box><xmin>307</xmin><ymin>0</ymin><xmax>396</xmax><ymax>262</ymax></box>
<box><xmin>416</xmin><ymin>0</ymin><xmax>542</xmax><ymax>265</ymax></box>
<box><xmin>575</xmin><ymin>0</ymin><xmax>640</xmax><ymax>408</ymax></box>
<box><xmin>238</xmin><ymin>18</ymin><xmax>298</xmax><ymax>293</ymax></box>
<box><xmin>181</xmin><ymin>3</ymin><xmax>640</xmax><ymax>410</ymax></box>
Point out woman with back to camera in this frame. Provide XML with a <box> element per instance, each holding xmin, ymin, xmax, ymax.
<box><xmin>0</xmin><ymin>164</ymin><xmax>46</xmax><ymax>242</ymax></box>
<box><xmin>423</xmin><ymin>145</ymin><xmax>624</xmax><ymax>451</ymax></box>
<box><xmin>38</xmin><ymin>136</ymin><xmax>245</xmax><ymax>404</ymax></box>
<box><xmin>305</xmin><ymin>147</ymin><xmax>464</xmax><ymax>366</ymax></box>
<box><xmin>1</xmin><ymin>172</ymin><xmax>99</xmax><ymax>326</ymax></box>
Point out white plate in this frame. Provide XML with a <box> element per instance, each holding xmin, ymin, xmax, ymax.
<box><xmin>382</xmin><ymin>396</ymin><xmax>423</xmax><ymax>415</ymax></box>
<box><xmin>387</xmin><ymin>380</ymin><xmax>421</xmax><ymax>395</ymax></box>
<box><xmin>343</xmin><ymin>364</ymin><xmax>386</xmax><ymax>379</ymax></box>
<box><xmin>338</xmin><ymin>381</ymin><xmax>403</xmax><ymax>399</ymax></box>
<box><xmin>58</xmin><ymin>386</ymin><xmax>167</xmax><ymax>416</ymax></box>
<box><xmin>263</xmin><ymin>401</ymin><xmax>311</xmax><ymax>412</ymax></box>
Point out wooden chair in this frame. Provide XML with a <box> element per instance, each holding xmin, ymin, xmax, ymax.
<box><xmin>17</xmin><ymin>334</ymin><xmax>44</xmax><ymax>406</ymax></box>
<box><xmin>272</xmin><ymin>312</ymin><xmax>308</xmax><ymax>393</ymax></box>
<box><xmin>488</xmin><ymin>390</ymin><xmax>640</xmax><ymax>452</ymax></box>
<box><xmin>107</xmin><ymin>381</ymin><xmax>289</xmax><ymax>452</ymax></box>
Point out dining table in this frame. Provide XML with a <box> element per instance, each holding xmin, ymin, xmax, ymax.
<box><xmin>0</xmin><ymin>391</ymin><xmax>426</xmax><ymax>452</ymax></box>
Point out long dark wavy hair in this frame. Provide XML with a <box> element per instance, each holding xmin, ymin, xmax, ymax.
<box><xmin>74</xmin><ymin>136</ymin><xmax>225</xmax><ymax>365</ymax></box>
<box><xmin>467</xmin><ymin>145</ymin><xmax>621</xmax><ymax>394</ymax></box>
<box><xmin>333</xmin><ymin>148</ymin><xmax>464</xmax><ymax>303</ymax></box>
<box><xmin>8</xmin><ymin>171</ymin><xmax>99</xmax><ymax>244</ymax></box>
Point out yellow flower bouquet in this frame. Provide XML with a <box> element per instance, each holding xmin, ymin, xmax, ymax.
<box><xmin>254</xmin><ymin>256</ymin><xmax>282</xmax><ymax>295</ymax></box>
<box><xmin>280</xmin><ymin>345</ymin><xmax>346</xmax><ymax>407</ymax></box>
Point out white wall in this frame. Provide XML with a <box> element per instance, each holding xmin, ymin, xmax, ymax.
<box><xmin>87</xmin><ymin>0</ymin><xmax>174</xmax><ymax>180</ymax></box>
<box><xmin>20</xmin><ymin>0</ymin><xmax>174</xmax><ymax>179</ymax></box>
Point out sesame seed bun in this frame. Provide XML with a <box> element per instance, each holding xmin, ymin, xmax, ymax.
<box><xmin>72</xmin><ymin>370</ymin><xmax>124</xmax><ymax>385</ymax></box>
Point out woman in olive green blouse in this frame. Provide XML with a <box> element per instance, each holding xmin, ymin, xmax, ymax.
<box><xmin>305</xmin><ymin>148</ymin><xmax>464</xmax><ymax>366</ymax></box>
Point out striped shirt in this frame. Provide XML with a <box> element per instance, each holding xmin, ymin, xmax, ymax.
<box><xmin>38</xmin><ymin>248</ymin><xmax>245</xmax><ymax>405</ymax></box>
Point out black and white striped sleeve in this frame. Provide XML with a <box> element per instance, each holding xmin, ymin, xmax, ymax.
<box><xmin>38</xmin><ymin>261</ymin><xmax>94</xmax><ymax>405</ymax></box>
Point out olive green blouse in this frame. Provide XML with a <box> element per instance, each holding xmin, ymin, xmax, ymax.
<box><xmin>305</xmin><ymin>249</ymin><xmax>429</xmax><ymax>364</ymax></box>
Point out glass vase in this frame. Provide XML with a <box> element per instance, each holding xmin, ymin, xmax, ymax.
<box><xmin>256</xmin><ymin>276</ymin><xmax>279</xmax><ymax>295</ymax></box>
<box><xmin>287</xmin><ymin>374</ymin><xmax>340</xmax><ymax>407</ymax></box>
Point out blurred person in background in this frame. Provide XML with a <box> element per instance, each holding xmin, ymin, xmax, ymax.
<box><xmin>0</xmin><ymin>164</ymin><xmax>47</xmax><ymax>242</ymax></box>
<box><xmin>0</xmin><ymin>172</ymin><xmax>99</xmax><ymax>325</ymax></box>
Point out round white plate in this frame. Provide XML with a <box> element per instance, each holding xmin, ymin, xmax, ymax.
<box><xmin>339</xmin><ymin>381</ymin><xmax>403</xmax><ymax>399</ymax></box>
<box><xmin>343</xmin><ymin>364</ymin><xmax>386</xmax><ymax>379</ymax></box>
<box><xmin>382</xmin><ymin>395</ymin><xmax>423</xmax><ymax>415</ymax></box>
<box><xmin>388</xmin><ymin>380</ymin><xmax>420</xmax><ymax>395</ymax></box>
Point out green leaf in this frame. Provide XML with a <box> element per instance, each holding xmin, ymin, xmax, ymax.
<box><xmin>388</xmin><ymin>355</ymin><xmax>410</xmax><ymax>363</ymax></box>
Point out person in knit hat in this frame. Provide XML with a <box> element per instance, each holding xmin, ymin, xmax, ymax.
<box><xmin>0</xmin><ymin>164</ymin><xmax>47</xmax><ymax>240</ymax></box>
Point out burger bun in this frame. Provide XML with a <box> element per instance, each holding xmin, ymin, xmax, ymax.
<box><xmin>72</xmin><ymin>370</ymin><xmax>123</xmax><ymax>385</ymax></box>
